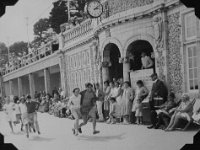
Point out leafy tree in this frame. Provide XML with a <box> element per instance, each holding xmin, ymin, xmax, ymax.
<box><xmin>49</xmin><ymin>0</ymin><xmax>69</xmax><ymax>34</ymax></box>
<box><xmin>9</xmin><ymin>41</ymin><xmax>28</xmax><ymax>57</ymax></box>
<box><xmin>0</xmin><ymin>42</ymin><xmax>8</xmax><ymax>67</ymax></box>
<box><xmin>49</xmin><ymin>0</ymin><xmax>90</xmax><ymax>34</ymax></box>
<box><xmin>33</xmin><ymin>18</ymin><xmax>50</xmax><ymax>39</ymax></box>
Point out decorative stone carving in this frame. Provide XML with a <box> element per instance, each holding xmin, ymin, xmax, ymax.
<box><xmin>153</xmin><ymin>15</ymin><xmax>165</xmax><ymax>81</ymax></box>
<box><xmin>101</xmin><ymin>0</ymin><xmax>154</xmax><ymax>19</ymax></box>
<box><xmin>167</xmin><ymin>12</ymin><xmax>183</xmax><ymax>94</ymax></box>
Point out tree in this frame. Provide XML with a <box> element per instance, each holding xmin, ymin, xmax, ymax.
<box><xmin>49</xmin><ymin>0</ymin><xmax>90</xmax><ymax>34</ymax></box>
<box><xmin>33</xmin><ymin>18</ymin><xmax>50</xmax><ymax>39</ymax></box>
<box><xmin>9</xmin><ymin>41</ymin><xmax>28</xmax><ymax>57</ymax></box>
<box><xmin>0</xmin><ymin>42</ymin><xmax>8</xmax><ymax>67</ymax></box>
<box><xmin>49</xmin><ymin>0</ymin><xmax>69</xmax><ymax>34</ymax></box>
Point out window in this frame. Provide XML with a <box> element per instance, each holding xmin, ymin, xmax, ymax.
<box><xmin>184</xmin><ymin>12</ymin><xmax>197</xmax><ymax>40</ymax></box>
<box><xmin>187</xmin><ymin>44</ymin><xmax>198</xmax><ymax>91</ymax></box>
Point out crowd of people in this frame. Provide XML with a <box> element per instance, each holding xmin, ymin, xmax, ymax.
<box><xmin>2</xmin><ymin>73</ymin><xmax>200</xmax><ymax>138</ymax></box>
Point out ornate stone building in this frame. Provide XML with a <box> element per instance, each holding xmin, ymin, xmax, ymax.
<box><xmin>2</xmin><ymin>0</ymin><xmax>200</xmax><ymax>99</ymax></box>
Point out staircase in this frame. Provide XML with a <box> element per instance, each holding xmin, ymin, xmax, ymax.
<box><xmin>0</xmin><ymin>133</ymin><xmax>18</xmax><ymax>150</ymax></box>
<box><xmin>181</xmin><ymin>130</ymin><xmax>200</xmax><ymax>150</ymax></box>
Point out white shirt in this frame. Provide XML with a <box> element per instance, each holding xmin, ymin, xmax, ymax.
<box><xmin>68</xmin><ymin>94</ymin><xmax>81</xmax><ymax>109</ymax></box>
<box><xmin>141</xmin><ymin>56</ymin><xmax>153</xmax><ymax>68</ymax></box>
<box><xmin>19</xmin><ymin>103</ymin><xmax>27</xmax><ymax>114</ymax></box>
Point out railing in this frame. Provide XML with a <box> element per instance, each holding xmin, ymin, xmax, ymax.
<box><xmin>63</xmin><ymin>19</ymin><xmax>93</xmax><ymax>43</ymax></box>
<box><xmin>3</xmin><ymin>40</ymin><xmax>59</xmax><ymax>75</ymax></box>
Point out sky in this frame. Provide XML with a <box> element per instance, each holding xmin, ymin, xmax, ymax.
<box><xmin>0</xmin><ymin>0</ymin><xmax>56</xmax><ymax>46</ymax></box>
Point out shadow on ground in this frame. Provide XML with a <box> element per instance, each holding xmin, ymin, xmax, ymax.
<box><xmin>30</xmin><ymin>136</ymin><xmax>55</xmax><ymax>142</ymax></box>
<box><xmin>77</xmin><ymin>133</ymin><xmax>125</xmax><ymax>142</ymax></box>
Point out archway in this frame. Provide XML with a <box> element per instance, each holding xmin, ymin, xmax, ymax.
<box><xmin>127</xmin><ymin>40</ymin><xmax>155</xmax><ymax>72</ymax></box>
<box><xmin>103</xmin><ymin>43</ymin><xmax>123</xmax><ymax>81</ymax></box>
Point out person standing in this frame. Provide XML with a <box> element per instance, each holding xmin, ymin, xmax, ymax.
<box><xmin>26</xmin><ymin>95</ymin><xmax>41</xmax><ymax>135</ymax></box>
<box><xmin>141</xmin><ymin>52</ymin><xmax>153</xmax><ymax>69</ymax></box>
<box><xmin>95</xmin><ymin>83</ymin><xmax>105</xmax><ymax>122</ymax></box>
<box><xmin>103</xmin><ymin>81</ymin><xmax>111</xmax><ymax>120</ymax></box>
<box><xmin>68</xmin><ymin>88</ymin><xmax>81</xmax><ymax>136</ymax></box>
<box><xmin>79</xmin><ymin>83</ymin><xmax>100</xmax><ymax>134</ymax></box>
<box><xmin>132</xmin><ymin>80</ymin><xmax>149</xmax><ymax>124</ymax></box>
<box><xmin>19</xmin><ymin>97</ymin><xmax>29</xmax><ymax>138</ymax></box>
<box><xmin>147</xmin><ymin>73</ymin><xmax>168</xmax><ymax>129</ymax></box>
<box><xmin>121</xmin><ymin>81</ymin><xmax>134</xmax><ymax>124</ymax></box>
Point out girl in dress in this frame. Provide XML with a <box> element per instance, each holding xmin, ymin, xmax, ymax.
<box><xmin>3</xmin><ymin>96</ymin><xmax>15</xmax><ymax>133</ymax></box>
<box><xmin>132</xmin><ymin>80</ymin><xmax>149</xmax><ymax>124</ymax></box>
<box><xmin>121</xmin><ymin>81</ymin><xmax>134</xmax><ymax>124</ymax></box>
<box><xmin>68</xmin><ymin>88</ymin><xmax>81</xmax><ymax>136</ymax></box>
<box><xmin>19</xmin><ymin>97</ymin><xmax>29</xmax><ymax>138</ymax></box>
<box><xmin>13</xmin><ymin>96</ymin><xmax>22</xmax><ymax>125</ymax></box>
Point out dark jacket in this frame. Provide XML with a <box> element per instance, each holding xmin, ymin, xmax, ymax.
<box><xmin>149</xmin><ymin>79</ymin><xmax>168</xmax><ymax>109</ymax></box>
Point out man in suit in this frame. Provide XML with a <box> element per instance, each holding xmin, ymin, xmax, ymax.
<box><xmin>147</xmin><ymin>73</ymin><xmax>168</xmax><ymax>129</ymax></box>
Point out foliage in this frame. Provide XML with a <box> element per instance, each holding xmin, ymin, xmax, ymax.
<box><xmin>33</xmin><ymin>18</ymin><xmax>50</xmax><ymax>39</ymax></box>
<box><xmin>49</xmin><ymin>0</ymin><xmax>69</xmax><ymax>34</ymax></box>
<box><xmin>0</xmin><ymin>42</ymin><xmax>8</xmax><ymax>67</ymax></box>
<box><xmin>9</xmin><ymin>41</ymin><xmax>28</xmax><ymax>57</ymax></box>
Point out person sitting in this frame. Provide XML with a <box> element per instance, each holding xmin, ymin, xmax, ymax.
<box><xmin>154</xmin><ymin>92</ymin><xmax>178</xmax><ymax>129</ymax></box>
<box><xmin>165</xmin><ymin>93</ymin><xmax>194</xmax><ymax>131</ymax></box>
<box><xmin>107</xmin><ymin>97</ymin><xmax>121</xmax><ymax>124</ymax></box>
<box><xmin>141</xmin><ymin>52</ymin><xmax>153</xmax><ymax>69</ymax></box>
<box><xmin>192</xmin><ymin>94</ymin><xmax>200</xmax><ymax>125</ymax></box>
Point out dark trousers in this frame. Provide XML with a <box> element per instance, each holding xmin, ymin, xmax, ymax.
<box><xmin>157</xmin><ymin>112</ymin><xmax>170</xmax><ymax>127</ymax></box>
<box><xmin>150</xmin><ymin>110</ymin><xmax>158</xmax><ymax>126</ymax></box>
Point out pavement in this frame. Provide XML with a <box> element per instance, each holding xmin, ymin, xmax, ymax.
<box><xmin>0</xmin><ymin>112</ymin><xmax>198</xmax><ymax>150</ymax></box>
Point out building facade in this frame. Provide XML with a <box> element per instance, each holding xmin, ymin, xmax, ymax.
<box><xmin>2</xmin><ymin>0</ymin><xmax>200</xmax><ymax>99</ymax></box>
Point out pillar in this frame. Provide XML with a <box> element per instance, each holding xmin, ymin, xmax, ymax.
<box><xmin>44</xmin><ymin>68</ymin><xmax>51</xmax><ymax>94</ymax></box>
<box><xmin>123</xmin><ymin>62</ymin><xmax>130</xmax><ymax>82</ymax></box>
<box><xmin>29</xmin><ymin>73</ymin><xmax>35</xmax><ymax>98</ymax></box>
<box><xmin>102</xmin><ymin>67</ymin><xmax>109</xmax><ymax>82</ymax></box>
<box><xmin>18</xmin><ymin>77</ymin><xmax>23</xmax><ymax>97</ymax></box>
<box><xmin>9</xmin><ymin>80</ymin><xmax>13</xmax><ymax>96</ymax></box>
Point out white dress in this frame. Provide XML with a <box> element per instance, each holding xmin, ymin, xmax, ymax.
<box><xmin>19</xmin><ymin>103</ymin><xmax>28</xmax><ymax>124</ymax></box>
<box><xmin>3</xmin><ymin>103</ymin><xmax>15</xmax><ymax>122</ymax></box>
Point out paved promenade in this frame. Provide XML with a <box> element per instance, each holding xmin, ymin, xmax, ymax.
<box><xmin>0</xmin><ymin>112</ymin><xmax>197</xmax><ymax>150</ymax></box>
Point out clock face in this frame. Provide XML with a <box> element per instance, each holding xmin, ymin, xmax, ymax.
<box><xmin>87</xmin><ymin>0</ymin><xmax>103</xmax><ymax>18</ymax></box>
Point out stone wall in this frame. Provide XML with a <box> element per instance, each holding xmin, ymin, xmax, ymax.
<box><xmin>101</xmin><ymin>0</ymin><xmax>154</xmax><ymax>19</ymax></box>
<box><xmin>167</xmin><ymin>11</ymin><xmax>183</xmax><ymax>94</ymax></box>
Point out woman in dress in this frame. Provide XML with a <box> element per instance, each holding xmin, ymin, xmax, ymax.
<box><xmin>103</xmin><ymin>81</ymin><xmax>111</xmax><ymax>120</ymax></box>
<box><xmin>165</xmin><ymin>93</ymin><xmax>194</xmax><ymax>131</ymax></box>
<box><xmin>132</xmin><ymin>80</ymin><xmax>149</xmax><ymax>124</ymax></box>
<box><xmin>68</xmin><ymin>88</ymin><xmax>81</xmax><ymax>136</ymax></box>
<box><xmin>121</xmin><ymin>81</ymin><xmax>134</xmax><ymax>124</ymax></box>
<box><xmin>3</xmin><ymin>96</ymin><xmax>15</xmax><ymax>133</ymax></box>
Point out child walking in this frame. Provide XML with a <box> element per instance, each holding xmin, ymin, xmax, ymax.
<box><xmin>68</xmin><ymin>88</ymin><xmax>81</xmax><ymax>136</ymax></box>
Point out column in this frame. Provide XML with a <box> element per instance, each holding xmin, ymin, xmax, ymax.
<box><xmin>59</xmin><ymin>55</ymin><xmax>67</xmax><ymax>96</ymax></box>
<box><xmin>123</xmin><ymin>62</ymin><xmax>130</xmax><ymax>82</ymax></box>
<box><xmin>44</xmin><ymin>68</ymin><xmax>51</xmax><ymax>94</ymax></box>
<box><xmin>9</xmin><ymin>80</ymin><xmax>13</xmax><ymax>96</ymax></box>
<box><xmin>18</xmin><ymin>77</ymin><xmax>23</xmax><ymax>97</ymax></box>
<box><xmin>29</xmin><ymin>73</ymin><xmax>35</xmax><ymax>98</ymax></box>
<box><xmin>102</xmin><ymin>67</ymin><xmax>109</xmax><ymax>83</ymax></box>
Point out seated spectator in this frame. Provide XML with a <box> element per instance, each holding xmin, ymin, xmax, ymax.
<box><xmin>106</xmin><ymin>97</ymin><xmax>121</xmax><ymax>124</ymax></box>
<box><xmin>165</xmin><ymin>93</ymin><xmax>194</xmax><ymax>131</ymax></box>
<box><xmin>154</xmin><ymin>92</ymin><xmax>177</xmax><ymax>129</ymax></box>
<box><xmin>141</xmin><ymin>52</ymin><xmax>153</xmax><ymax>69</ymax></box>
<box><xmin>192</xmin><ymin>94</ymin><xmax>200</xmax><ymax>125</ymax></box>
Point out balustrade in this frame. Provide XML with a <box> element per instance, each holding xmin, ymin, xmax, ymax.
<box><xmin>63</xmin><ymin>19</ymin><xmax>93</xmax><ymax>43</ymax></box>
<box><xmin>3</xmin><ymin>40</ymin><xmax>59</xmax><ymax>75</ymax></box>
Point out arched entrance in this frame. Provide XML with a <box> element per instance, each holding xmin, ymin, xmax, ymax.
<box><xmin>103</xmin><ymin>43</ymin><xmax>123</xmax><ymax>81</ymax></box>
<box><xmin>127</xmin><ymin>40</ymin><xmax>155</xmax><ymax>72</ymax></box>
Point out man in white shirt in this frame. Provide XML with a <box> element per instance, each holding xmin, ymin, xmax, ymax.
<box><xmin>141</xmin><ymin>52</ymin><xmax>153</xmax><ymax>69</ymax></box>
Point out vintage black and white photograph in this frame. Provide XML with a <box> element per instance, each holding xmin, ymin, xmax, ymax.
<box><xmin>0</xmin><ymin>0</ymin><xmax>200</xmax><ymax>150</ymax></box>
